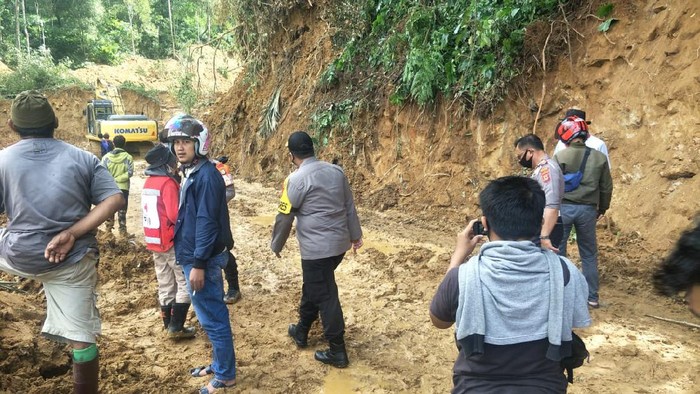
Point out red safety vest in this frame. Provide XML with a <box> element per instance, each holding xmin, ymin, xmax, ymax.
<box><xmin>142</xmin><ymin>176</ymin><xmax>180</xmax><ymax>253</ymax></box>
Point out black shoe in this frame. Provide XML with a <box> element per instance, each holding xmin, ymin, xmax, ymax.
<box><xmin>168</xmin><ymin>325</ymin><xmax>196</xmax><ymax>339</ymax></box>
<box><xmin>224</xmin><ymin>289</ymin><xmax>241</xmax><ymax>304</ymax></box>
<box><xmin>288</xmin><ymin>323</ymin><xmax>309</xmax><ymax>348</ymax></box>
<box><xmin>314</xmin><ymin>348</ymin><xmax>349</xmax><ymax>368</ymax></box>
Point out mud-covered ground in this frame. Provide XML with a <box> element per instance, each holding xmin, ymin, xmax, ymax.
<box><xmin>1</xmin><ymin>163</ymin><xmax>698</xmax><ymax>393</ymax></box>
<box><xmin>1</xmin><ymin>2</ymin><xmax>699</xmax><ymax>388</ymax></box>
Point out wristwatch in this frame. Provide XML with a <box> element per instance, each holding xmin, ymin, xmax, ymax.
<box><xmin>539</xmin><ymin>235</ymin><xmax>550</xmax><ymax>240</ymax></box>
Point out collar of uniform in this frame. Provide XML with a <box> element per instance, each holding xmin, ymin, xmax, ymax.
<box><xmin>298</xmin><ymin>156</ymin><xmax>318</xmax><ymax>168</ymax></box>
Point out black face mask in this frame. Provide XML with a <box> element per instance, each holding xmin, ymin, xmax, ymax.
<box><xmin>519</xmin><ymin>150</ymin><xmax>533</xmax><ymax>169</ymax></box>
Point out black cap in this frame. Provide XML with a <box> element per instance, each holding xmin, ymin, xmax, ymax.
<box><xmin>287</xmin><ymin>131</ymin><xmax>314</xmax><ymax>155</ymax></box>
<box><xmin>145</xmin><ymin>144</ymin><xmax>175</xmax><ymax>170</ymax></box>
<box><xmin>565</xmin><ymin>108</ymin><xmax>591</xmax><ymax>124</ymax></box>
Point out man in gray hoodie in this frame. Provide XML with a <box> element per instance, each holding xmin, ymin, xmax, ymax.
<box><xmin>271</xmin><ymin>131</ymin><xmax>363</xmax><ymax>368</ymax></box>
<box><xmin>430</xmin><ymin>176</ymin><xmax>590</xmax><ymax>393</ymax></box>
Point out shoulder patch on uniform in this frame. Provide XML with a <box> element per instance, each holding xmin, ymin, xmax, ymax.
<box><xmin>278</xmin><ymin>177</ymin><xmax>292</xmax><ymax>214</ymax></box>
<box><xmin>540</xmin><ymin>166</ymin><xmax>551</xmax><ymax>183</ymax></box>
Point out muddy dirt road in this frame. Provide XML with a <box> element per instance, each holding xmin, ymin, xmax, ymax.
<box><xmin>1</xmin><ymin>160</ymin><xmax>699</xmax><ymax>393</ymax></box>
<box><xmin>112</xmin><ymin>161</ymin><xmax>700</xmax><ymax>393</ymax></box>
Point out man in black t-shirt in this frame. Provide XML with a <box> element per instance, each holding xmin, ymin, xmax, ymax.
<box><xmin>430</xmin><ymin>176</ymin><xmax>591</xmax><ymax>393</ymax></box>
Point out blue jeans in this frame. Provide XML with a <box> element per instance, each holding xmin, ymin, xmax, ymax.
<box><xmin>558</xmin><ymin>204</ymin><xmax>599</xmax><ymax>302</ymax></box>
<box><xmin>182</xmin><ymin>251</ymin><xmax>236</xmax><ymax>380</ymax></box>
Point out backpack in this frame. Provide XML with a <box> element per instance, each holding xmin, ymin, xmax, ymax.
<box><xmin>558</xmin><ymin>258</ymin><xmax>590</xmax><ymax>383</ymax></box>
<box><xmin>561</xmin><ymin>332</ymin><xmax>590</xmax><ymax>383</ymax></box>
<box><xmin>562</xmin><ymin>147</ymin><xmax>591</xmax><ymax>192</ymax></box>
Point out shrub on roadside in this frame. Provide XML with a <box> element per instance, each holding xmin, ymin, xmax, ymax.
<box><xmin>0</xmin><ymin>50</ymin><xmax>86</xmax><ymax>97</ymax></box>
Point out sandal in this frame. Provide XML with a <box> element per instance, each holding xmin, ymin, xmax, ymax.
<box><xmin>190</xmin><ymin>365</ymin><xmax>213</xmax><ymax>378</ymax></box>
<box><xmin>199</xmin><ymin>378</ymin><xmax>236</xmax><ymax>393</ymax></box>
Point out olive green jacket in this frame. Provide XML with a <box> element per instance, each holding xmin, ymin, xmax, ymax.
<box><xmin>554</xmin><ymin>142</ymin><xmax>613</xmax><ymax>213</ymax></box>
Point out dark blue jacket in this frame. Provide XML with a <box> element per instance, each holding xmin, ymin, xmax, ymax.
<box><xmin>100</xmin><ymin>139</ymin><xmax>114</xmax><ymax>156</ymax></box>
<box><xmin>174</xmin><ymin>159</ymin><xmax>233</xmax><ymax>269</ymax></box>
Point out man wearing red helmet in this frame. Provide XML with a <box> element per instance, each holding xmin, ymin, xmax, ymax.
<box><xmin>553</xmin><ymin>109</ymin><xmax>611</xmax><ymax>168</ymax></box>
<box><xmin>553</xmin><ymin>116</ymin><xmax>613</xmax><ymax>309</ymax></box>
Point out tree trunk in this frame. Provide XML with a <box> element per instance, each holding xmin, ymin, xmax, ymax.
<box><xmin>35</xmin><ymin>0</ymin><xmax>45</xmax><ymax>48</ymax></box>
<box><xmin>15</xmin><ymin>0</ymin><xmax>21</xmax><ymax>51</ymax></box>
<box><xmin>21</xmin><ymin>0</ymin><xmax>30</xmax><ymax>54</ymax></box>
<box><xmin>206</xmin><ymin>4</ymin><xmax>211</xmax><ymax>42</ymax></box>
<box><xmin>167</xmin><ymin>0</ymin><xmax>176</xmax><ymax>56</ymax></box>
<box><xmin>126</xmin><ymin>3</ymin><xmax>136</xmax><ymax>54</ymax></box>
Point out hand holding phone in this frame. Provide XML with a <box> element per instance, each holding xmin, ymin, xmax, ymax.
<box><xmin>472</xmin><ymin>221</ymin><xmax>488</xmax><ymax>236</ymax></box>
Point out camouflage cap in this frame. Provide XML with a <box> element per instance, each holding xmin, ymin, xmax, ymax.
<box><xmin>11</xmin><ymin>90</ymin><xmax>57</xmax><ymax>129</ymax></box>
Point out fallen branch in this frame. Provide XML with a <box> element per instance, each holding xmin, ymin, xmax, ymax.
<box><xmin>603</xmin><ymin>32</ymin><xmax>616</xmax><ymax>45</ymax></box>
<box><xmin>585</xmin><ymin>14</ymin><xmax>605</xmax><ymax>21</ymax></box>
<box><xmin>645</xmin><ymin>314</ymin><xmax>700</xmax><ymax>329</ymax></box>
<box><xmin>532</xmin><ymin>21</ymin><xmax>554</xmax><ymax>134</ymax></box>
<box><xmin>0</xmin><ymin>282</ymin><xmax>25</xmax><ymax>293</ymax></box>
<box><xmin>559</xmin><ymin>4</ymin><xmax>573</xmax><ymax>67</ymax></box>
<box><xmin>426</xmin><ymin>173</ymin><xmax>450</xmax><ymax>177</ymax></box>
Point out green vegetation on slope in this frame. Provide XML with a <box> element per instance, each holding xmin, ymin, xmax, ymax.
<box><xmin>324</xmin><ymin>0</ymin><xmax>562</xmax><ymax>110</ymax></box>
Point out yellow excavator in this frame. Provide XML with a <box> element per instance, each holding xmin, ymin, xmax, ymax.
<box><xmin>84</xmin><ymin>79</ymin><xmax>159</xmax><ymax>154</ymax></box>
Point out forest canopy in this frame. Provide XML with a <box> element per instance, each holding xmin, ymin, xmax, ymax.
<box><xmin>1</xmin><ymin>0</ymin><xmax>574</xmax><ymax>112</ymax></box>
<box><xmin>0</xmin><ymin>0</ymin><xmax>234</xmax><ymax>67</ymax></box>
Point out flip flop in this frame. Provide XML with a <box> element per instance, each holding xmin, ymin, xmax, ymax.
<box><xmin>199</xmin><ymin>378</ymin><xmax>236</xmax><ymax>393</ymax></box>
<box><xmin>190</xmin><ymin>365</ymin><xmax>213</xmax><ymax>378</ymax></box>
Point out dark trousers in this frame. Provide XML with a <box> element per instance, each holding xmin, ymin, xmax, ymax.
<box><xmin>533</xmin><ymin>216</ymin><xmax>563</xmax><ymax>248</ymax></box>
<box><xmin>106</xmin><ymin>189</ymin><xmax>129</xmax><ymax>230</ymax></box>
<box><xmin>299</xmin><ymin>253</ymin><xmax>346</xmax><ymax>343</ymax></box>
<box><xmin>551</xmin><ymin>216</ymin><xmax>564</xmax><ymax>247</ymax></box>
<box><xmin>223</xmin><ymin>251</ymin><xmax>239</xmax><ymax>291</ymax></box>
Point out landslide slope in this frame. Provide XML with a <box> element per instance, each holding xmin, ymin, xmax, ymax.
<box><xmin>205</xmin><ymin>0</ymin><xmax>700</xmax><ymax>260</ymax></box>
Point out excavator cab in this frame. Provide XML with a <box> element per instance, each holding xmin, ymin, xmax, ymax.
<box><xmin>85</xmin><ymin>99</ymin><xmax>115</xmax><ymax>138</ymax></box>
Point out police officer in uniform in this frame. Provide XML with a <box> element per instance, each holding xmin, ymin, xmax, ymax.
<box><xmin>514</xmin><ymin>134</ymin><xmax>565</xmax><ymax>251</ymax></box>
<box><xmin>271</xmin><ymin>131</ymin><xmax>363</xmax><ymax>368</ymax></box>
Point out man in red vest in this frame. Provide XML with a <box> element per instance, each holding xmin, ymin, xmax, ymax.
<box><xmin>142</xmin><ymin>144</ymin><xmax>196</xmax><ymax>339</ymax></box>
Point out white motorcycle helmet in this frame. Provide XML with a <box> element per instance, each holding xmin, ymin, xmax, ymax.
<box><xmin>164</xmin><ymin>114</ymin><xmax>211</xmax><ymax>157</ymax></box>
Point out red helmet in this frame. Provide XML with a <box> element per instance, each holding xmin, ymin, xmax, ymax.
<box><xmin>555</xmin><ymin>116</ymin><xmax>589</xmax><ymax>144</ymax></box>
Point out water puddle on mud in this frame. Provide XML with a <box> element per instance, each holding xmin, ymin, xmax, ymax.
<box><xmin>361</xmin><ymin>230</ymin><xmax>403</xmax><ymax>255</ymax></box>
<box><xmin>248</xmin><ymin>215</ymin><xmax>275</xmax><ymax>227</ymax></box>
<box><xmin>321</xmin><ymin>365</ymin><xmax>372</xmax><ymax>393</ymax></box>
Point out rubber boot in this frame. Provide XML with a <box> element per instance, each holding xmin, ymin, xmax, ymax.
<box><xmin>288</xmin><ymin>323</ymin><xmax>310</xmax><ymax>348</ymax></box>
<box><xmin>168</xmin><ymin>303</ymin><xmax>196</xmax><ymax>339</ymax></box>
<box><xmin>160</xmin><ymin>304</ymin><xmax>172</xmax><ymax>330</ymax></box>
<box><xmin>73</xmin><ymin>357</ymin><xmax>99</xmax><ymax>394</ymax></box>
<box><xmin>223</xmin><ymin>252</ymin><xmax>241</xmax><ymax>304</ymax></box>
<box><xmin>314</xmin><ymin>340</ymin><xmax>349</xmax><ymax>368</ymax></box>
